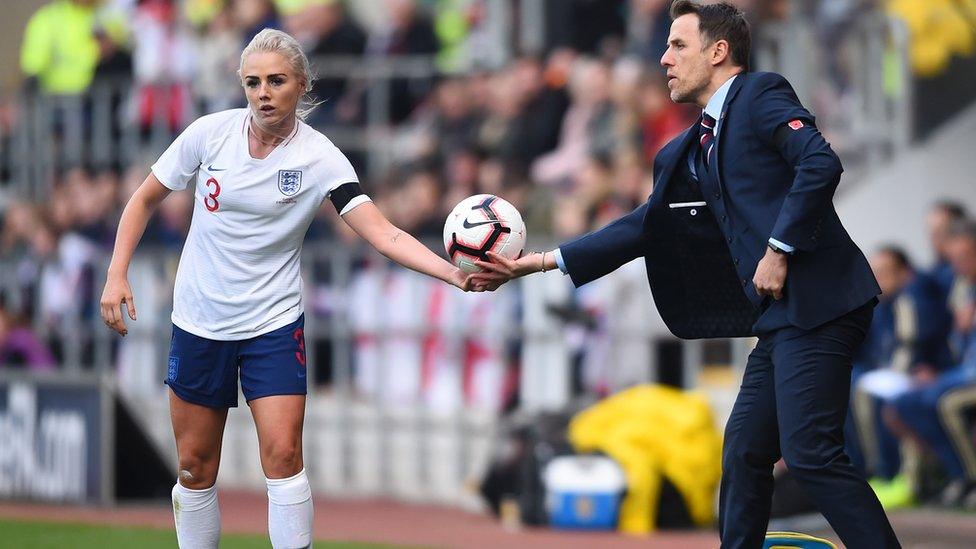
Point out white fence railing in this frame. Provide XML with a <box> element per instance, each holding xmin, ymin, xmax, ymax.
<box><xmin>756</xmin><ymin>12</ymin><xmax>913</xmax><ymax>177</ymax></box>
<box><xmin>0</xmin><ymin>242</ymin><xmax>752</xmax><ymax>501</ymax></box>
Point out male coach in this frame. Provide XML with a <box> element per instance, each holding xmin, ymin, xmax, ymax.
<box><xmin>473</xmin><ymin>1</ymin><xmax>901</xmax><ymax>547</ymax></box>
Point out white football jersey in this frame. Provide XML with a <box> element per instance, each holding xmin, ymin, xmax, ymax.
<box><xmin>152</xmin><ymin>109</ymin><xmax>369</xmax><ymax>340</ymax></box>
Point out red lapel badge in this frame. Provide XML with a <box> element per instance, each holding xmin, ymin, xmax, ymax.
<box><xmin>788</xmin><ymin>119</ymin><xmax>804</xmax><ymax>130</ymax></box>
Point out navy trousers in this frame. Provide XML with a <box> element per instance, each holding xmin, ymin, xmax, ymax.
<box><xmin>718</xmin><ymin>301</ymin><xmax>900</xmax><ymax>548</ymax></box>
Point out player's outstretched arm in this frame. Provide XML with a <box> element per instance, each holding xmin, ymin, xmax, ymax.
<box><xmin>341</xmin><ymin>201</ymin><xmax>505</xmax><ymax>292</ymax></box>
<box><xmin>100</xmin><ymin>173</ymin><xmax>172</xmax><ymax>336</ymax></box>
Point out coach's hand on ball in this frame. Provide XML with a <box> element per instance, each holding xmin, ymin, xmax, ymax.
<box><xmin>753</xmin><ymin>246</ymin><xmax>788</xmax><ymax>300</ymax></box>
<box><xmin>100</xmin><ymin>273</ymin><xmax>137</xmax><ymax>336</ymax></box>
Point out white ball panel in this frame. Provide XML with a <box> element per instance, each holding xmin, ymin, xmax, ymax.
<box><xmin>443</xmin><ymin>194</ymin><xmax>527</xmax><ymax>272</ymax></box>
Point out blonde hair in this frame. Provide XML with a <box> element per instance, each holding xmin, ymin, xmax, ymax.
<box><xmin>239</xmin><ymin>28</ymin><xmax>318</xmax><ymax>119</ymax></box>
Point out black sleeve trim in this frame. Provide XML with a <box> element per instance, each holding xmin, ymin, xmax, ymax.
<box><xmin>772</xmin><ymin>119</ymin><xmax>815</xmax><ymax>149</ymax></box>
<box><xmin>329</xmin><ymin>182</ymin><xmax>365</xmax><ymax>213</ymax></box>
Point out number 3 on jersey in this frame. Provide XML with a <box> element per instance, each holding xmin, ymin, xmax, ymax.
<box><xmin>204</xmin><ymin>177</ymin><xmax>221</xmax><ymax>212</ymax></box>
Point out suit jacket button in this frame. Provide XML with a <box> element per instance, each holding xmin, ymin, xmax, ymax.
<box><xmin>727</xmin><ymin>236</ymin><xmax>733</xmax><ymax>243</ymax></box>
<box><xmin>734</xmin><ymin>258</ymin><xmax>740</xmax><ymax>265</ymax></box>
<box><xmin>721</xmin><ymin>215</ymin><xmax>727</xmax><ymax>222</ymax></box>
<box><xmin>742</xmin><ymin>279</ymin><xmax>748</xmax><ymax>286</ymax></box>
<box><xmin>714</xmin><ymin>193</ymin><xmax>721</xmax><ymax>199</ymax></box>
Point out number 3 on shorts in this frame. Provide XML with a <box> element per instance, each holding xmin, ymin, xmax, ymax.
<box><xmin>205</xmin><ymin>177</ymin><xmax>221</xmax><ymax>212</ymax></box>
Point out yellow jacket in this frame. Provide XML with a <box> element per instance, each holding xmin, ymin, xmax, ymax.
<box><xmin>568</xmin><ymin>384</ymin><xmax>722</xmax><ymax>534</ymax></box>
<box><xmin>20</xmin><ymin>0</ymin><xmax>99</xmax><ymax>95</ymax></box>
<box><xmin>887</xmin><ymin>0</ymin><xmax>976</xmax><ymax>77</ymax></box>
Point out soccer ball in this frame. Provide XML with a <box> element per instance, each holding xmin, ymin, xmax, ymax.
<box><xmin>443</xmin><ymin>194</ymin><xmax>526</xmax><ymax>273</ymax></box>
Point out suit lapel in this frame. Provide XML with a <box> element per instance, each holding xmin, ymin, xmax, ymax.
<box><xmin>723</xmin><ymin>72</ymin><xmax>748</xmax><ymax>107</ymax></box>
<box><xmin>651</xmin><ymin>124</ymin><xmax>699</xmax><ymax>205</ymax></box>
<box><xmin>714</xmin><ymin>73</ymin><xmax>747</xmax><ymax>175</ymax></box>
<box><xmin>652</xmin><ymin>74</ymin><xmax>750</xmax><ymax>205</ymax></box>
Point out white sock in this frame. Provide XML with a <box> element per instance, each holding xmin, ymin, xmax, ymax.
<box><xmin>266</xmin><ymin>468</ymin><xmax>314</xmax><ymax>549</ymax></box>
<box><xmin>172</xmin><ymin>481</ymin><xmax>221</xmax><ymax>549</ymax></box>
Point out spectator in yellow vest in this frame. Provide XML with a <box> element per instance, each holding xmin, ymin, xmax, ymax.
<box><xmin>20</xmin><ymin>0</ymin><xmax>100</xmax><ymax>95</ymax></box>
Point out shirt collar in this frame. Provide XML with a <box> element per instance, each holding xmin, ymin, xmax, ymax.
<box><xmin>703</xmin><ymin>74</ymin><xmax>737</xmax><ymax>128</ymax></box>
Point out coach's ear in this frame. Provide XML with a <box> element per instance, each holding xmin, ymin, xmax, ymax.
<box><xmin>709</xmin><ymin>39</ymin><xmax>731</xmax><ymax>67</ymax></box>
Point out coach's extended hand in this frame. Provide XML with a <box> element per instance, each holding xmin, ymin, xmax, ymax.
<box><xmin>472</xmin><ymin>251</ymin><xmax>556</xmax><ymax>291</ymax></box>
<box><xmin>449</xmin><ymin>268</ymin><xmax>509</xmax><ymax>293</ymax></box>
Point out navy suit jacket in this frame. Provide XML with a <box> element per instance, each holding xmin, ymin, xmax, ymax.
<box><xmin>560</xmin><ymin>72</ymin><xmax>880</xmax><ymax>338</ymax></box>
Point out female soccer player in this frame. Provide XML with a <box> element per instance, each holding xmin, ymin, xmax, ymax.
<box><xmin>100</xmin><ymin>29</ymin><xmax>497</xmax><ymax>548</ymax></box>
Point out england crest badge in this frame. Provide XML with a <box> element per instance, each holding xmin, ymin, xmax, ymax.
<box><xmin>278</xmin><ymin>170</ymin><xmax>303</xmax><ymax>196</ymax></box>
<box><xmin>167</xmin><ymin>356</ymin><xmax>179</xmax><ymax>382</ymax></box>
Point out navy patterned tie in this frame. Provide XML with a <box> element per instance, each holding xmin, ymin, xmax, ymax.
<box><xmin>699</xmin><ymin>113</ymin><xmax>716</xmax><ymax>170</ymax></box>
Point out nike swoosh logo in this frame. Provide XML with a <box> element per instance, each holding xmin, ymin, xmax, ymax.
<box><xmin>207</xmin><ymin>164</ymin><xmax>227</xmax><ymax>171</ymax></box>
<box><xmin>463</xmin><ymin>219</ymin><xmax>501</xmax><ymax>229</ymax></box>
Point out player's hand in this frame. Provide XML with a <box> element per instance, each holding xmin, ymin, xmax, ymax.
<box><xmin>753</xmin><ymin>246</ymin><xmax>788</xmax><ymax>300</ymax></box>
<box><xmin>449</xmin><ymin>268</ymin><xmax>507</xmax><ymax>292</ymax></box>
<box><xmin>470</xmin><ymin>274</ymin><xmax>508</xmax><ymax>292</ymax></box>
<box><xmin>474</xmin><ymin>252</ymin><xmax>542</xmax><ymax>282</ymax></box>
<box><xmin>100</xmin><ymin>274</ymin><xmax>136</xmax><ymax>336</ymax></box>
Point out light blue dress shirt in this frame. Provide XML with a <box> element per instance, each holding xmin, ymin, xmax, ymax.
<box><xmin>705</xmin><ymin>74</ymin><xmax>736</xmax><ymax>138</ymax></box>
<box><xmin>554</xmin><ymin>75</ymin><xmax>793</xmax><ymax>274</ymax></box>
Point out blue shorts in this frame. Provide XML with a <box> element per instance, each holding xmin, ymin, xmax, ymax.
<box><xmin>165</xmin><ymin>315</ymin><xmax>307</xmax><ymax>408</ymax></box>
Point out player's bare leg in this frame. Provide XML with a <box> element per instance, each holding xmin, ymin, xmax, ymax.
<box><xmin>251</xmin><ymin>395</ymin><xmax>305</xmax><ymax>477</ymax></box>
<box><xmin>251</xmin><ymin>395</ymin><xmax>312</xmax><ymax>548</ymax></box>
<box><xmin>171</xmin><ymin>390</ymin><xmax>229</xmax><ymax>488</ymax></box>
<box><xmin>169</xmin><ymin>389</ymin><xmax>229</xmax><ymax>548</ymax></box>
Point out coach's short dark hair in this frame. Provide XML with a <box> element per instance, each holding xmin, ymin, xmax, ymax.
<box><xmin>670</xmin><ymin>1</ymin><xmax>751</xmax><ymax>70</ymax></box>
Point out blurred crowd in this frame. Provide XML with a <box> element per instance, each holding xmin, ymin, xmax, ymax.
<box><xmin>845</xmin><ymin>203</ymin><xmax>976</xmax><ymax>511</ymax></box>
<box><xmin>2</xmin><ymin>0</ymin><xmax>976</xmax><ymax>513</ymax></box>
<box><xmin>1</xmin><ymin>0</ymin><xmax>724</xmax><ymax>376</ymax></box>
<box><xmin>7</xmin><ymin>0</ymin><xmax>964</xmax><ymax>259</ymax></box>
